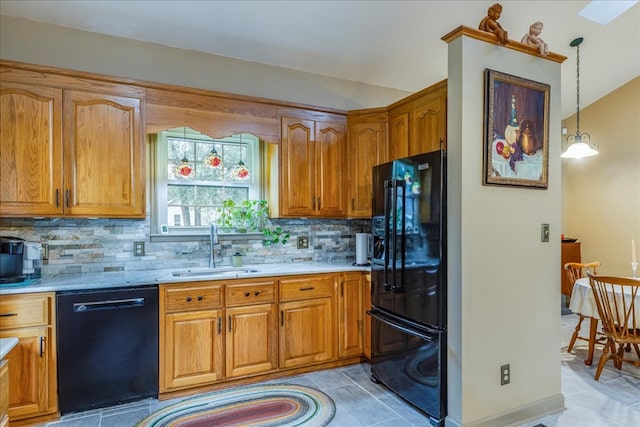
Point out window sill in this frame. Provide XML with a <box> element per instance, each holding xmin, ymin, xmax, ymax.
<box><xmin>150</xmin><ymin>232</ymin><xmax>265</xmax><ymax>243</ymax></box>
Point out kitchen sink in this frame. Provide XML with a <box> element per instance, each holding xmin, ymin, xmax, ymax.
<box><xmin>171</xmin><ymin>267</ymin><xmax>260</xmax><ymax>277</ymax></box>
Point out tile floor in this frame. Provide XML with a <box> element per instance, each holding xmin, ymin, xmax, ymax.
<box><xmin>34</xmin><ymin>313</ymin><xmax>639</xmax><ymax>427</ymax></box>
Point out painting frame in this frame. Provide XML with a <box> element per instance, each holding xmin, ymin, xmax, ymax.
<box><xmin>483</xmin><ymin>69</ymin><xmax>550</xmax><ymax>189</ymax></box>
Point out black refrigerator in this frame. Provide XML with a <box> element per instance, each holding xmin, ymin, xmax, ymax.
<box><xmin>368</xmin><ymin>150</ymin><xmax>446</xmax><ymax>427</ymax></box>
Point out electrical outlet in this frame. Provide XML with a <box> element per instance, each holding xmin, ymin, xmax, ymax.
<box><xmin>134</xmin><ymin>241</ymin><xmax>145</xmax><ymax>256</ymax></box>
<box><xmin>541</xmin><ymin>223</ymin><xmax>550</xmax><ymax>242</ymax></box>
<box><xmin>501</xmin><ymin>364</ymin><xmax>510</xmax><ymax>385</ymax></box>
<box><xmin>297</xmin><ymin>236</ymin><xmax>309</xmax><ymax>249</ymax></box>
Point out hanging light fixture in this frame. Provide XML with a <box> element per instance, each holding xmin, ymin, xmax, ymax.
<box><xmin>175</xmin><ymin>128</ymin><xmax>193</xmax><ymax>177</ymax></box>
<box><xmin>234</xmin><ymin>133</ymin><xmax>250</xmax><ymax>180</ymax></box>
<box><xmin>205</xmin><ymin>144</ymin><xmax>223</xmax><ymax>168</ymax></box>
<box><xmin>561</xmin><ymin>37</ymin><xmax>599</xmax><ymax>159</ymax></box>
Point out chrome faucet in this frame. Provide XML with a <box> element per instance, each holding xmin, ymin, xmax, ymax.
<box><xmin>209</xmin><ymin>223</ymin><xmax>219</xmax><ymax>268</ymax></box>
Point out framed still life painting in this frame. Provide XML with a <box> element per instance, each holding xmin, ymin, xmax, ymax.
<box><xmin>483</xmin><ymin>69</ymin><xmax>550</xmax><ymax>189</ymax></box>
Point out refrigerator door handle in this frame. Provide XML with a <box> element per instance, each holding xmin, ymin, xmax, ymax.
<box><xmin>395</xmin><ymin>179</ymin><xmax>405</xmax><ymax>294</ymax></box>
<box><xmin>390</xmin><ymin>180</ymin><xmax>398</xmax><ymax>292</ymax></box>
<box><xmin>368</xmin><ymin>310</ymin><xmax>434</xmax><ymax>342</ymax></box>
<box><xmin>383</xmin><ymin>180</ymin><xmax>391</xmax><ymax>292</ymax></box>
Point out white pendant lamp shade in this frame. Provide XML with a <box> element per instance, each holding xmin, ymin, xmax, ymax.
<box><xmin>561</xmin><ymin>37</ymin><xmax>599</xmax><ymax>159</ymax></box>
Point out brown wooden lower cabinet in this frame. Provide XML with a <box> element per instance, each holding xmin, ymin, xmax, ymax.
<box><xmin>363</xmin><ymin>274</ymin><xmax>372</xmax><ymax>359</ymax></box>
<box><xmin>0</xmin><ymin>360</ymin><xmax>8</xmax><ymax>427</ymax></box>
<box><xmin>224</xmin><ymin>278</ymin><xmax>279</xmax><ymax>380</ymax></box>
<box><xmin>338</xmin><ymin>272</ymin><xmax>364</xmax><ymax>359</ymax></box>
<box><xmin>159</xmin><ymin>272</ymin><xmax>365</xmax><ymax>397</ymax></box>
<box><xmin>278</xmin><ymin>275</ymin><xmax>336</xmax><ymax>369</ymax></box>
<box><xmin>159</xmin><ymin>283</ymin><xmax>224</xmax><ymax>392</ymax></box>
<box><xmin>0</xmin><ymin>292</ymin><xmax>58</xmax><ymax>425</ymax></box>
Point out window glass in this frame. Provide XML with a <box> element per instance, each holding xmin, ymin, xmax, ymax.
<box><xmin>153</xmin><ymin>127</ymin><xmax>260</xmax><ymax>234</ymax></box>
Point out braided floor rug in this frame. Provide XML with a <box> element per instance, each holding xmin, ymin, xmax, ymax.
<box><xmin>136</xmin><ymin>384</ymin><xmax>335</xmax><ymax>427</ymax></box>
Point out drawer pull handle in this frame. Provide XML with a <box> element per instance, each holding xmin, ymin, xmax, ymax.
<box><xmin>217</xmin><ymin>317</ymin><xmax>222</xmax><ymax>335</ymax></box>
<box><xmin>245</xmin><ymin>292</ymin><xmax>251</xmax><ymax>297</ymax></box>
<box><xmin>300</xmin><ymin>287</ymin><xmax>315</xmax><ymax>291</ymax></box>
<box><xmin>254</xmin><ymin>291</ymin><xmax>260</xmax><ymax>296</ymax></box>
<box><xmin>197</xmin><ymin>296</ymin><xmax>203</xmax><ymax>301</ymax></box>
<box><xmin>228</xmin><ymin>315</ymin><xmax>232</xmax><ymax>332</ymax></box>
<box><xmin>0</xmin><ymin>313</ymin><xmax>18</xmax><ymax>317</ymax></box>
<box><xmin>40</xmin><ymin>336</ymin><xmax>45</xmax><ymax>358</ymax></box>
<box><xmin>186</xmin><ymin>296</ymin><xmax>192</xmax><ymax>302</ymax></box>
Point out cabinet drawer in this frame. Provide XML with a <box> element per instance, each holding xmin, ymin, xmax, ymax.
<box><xmin>279</xmin><ymin>275</ymin><xmax>335</xmax><ymax>302</ymax></box>
<box><xmin>226</xmin><ymin>280</ymin><xmax>276</xmax><ymax>306</ymax></box>
<box><xmin>164</xmin><ymin>285</ymin><xmax>222</xmax><ymax>312</ymax></box>
<box><xmin>0</xmin><ymin>293</ymin><xmax>50</xmax><ymax>329</ymax></box>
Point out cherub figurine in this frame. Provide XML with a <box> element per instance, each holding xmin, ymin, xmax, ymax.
<box><xmin>479</xmin><ymin>3</ymin><xmax>509</xmax><ymax>45</ymax></box>
<box><xmin>521</xmin><ymin>21</ymin><xmax>549</xmax><ymax>55</ymax></box>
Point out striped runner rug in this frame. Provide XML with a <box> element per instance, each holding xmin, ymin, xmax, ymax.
<box><xmin>136</xmin><ymin>384</ymin><xmax>336</xmax><ymax>427</ymax></box>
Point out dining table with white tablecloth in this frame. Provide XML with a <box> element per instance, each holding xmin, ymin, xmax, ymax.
<box><xmin>569</xmin><ymin>276</ymin><xmax>640</xmax><ymax>365</ymax></box>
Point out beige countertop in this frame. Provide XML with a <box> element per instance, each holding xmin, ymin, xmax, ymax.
<box><xmin>0</xmin><ymin>262</ymin><xmax>370</xmax><ymax>295</ymax></box>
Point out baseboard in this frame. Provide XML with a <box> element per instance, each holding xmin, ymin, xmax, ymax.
<box><xmin>444</xmin><ymin>393</ymin><xmax>565</xmax><ymax>427</ymax></box>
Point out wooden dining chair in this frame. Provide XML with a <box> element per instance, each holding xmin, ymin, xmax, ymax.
<box><xmin>587</xmin><ymin>272</ymin><xmax>640</xmax><ymax>380</ymax></box>
<box><xmin>564</xmin><ymin>261</ymin><xmax>601</xmax><ymax>353</ymax></box>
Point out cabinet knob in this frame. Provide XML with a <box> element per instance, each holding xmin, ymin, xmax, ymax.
<box><xmin>197</xmin><ymin>296</ymin><xmax>203</xmax><ymax>301</ymax></box>
<box><xmin>245</xmin><ymin>292</ymin><xmax>251</xmax><ymax>297</ymax></box>
<box><xmin>254</xmin><ymin>291</ymin><xmax>260</xmax><ymax>296</ymax></box>
<box><xmin>186</xmin><ymin>296</ymin><xmax>192</xmax><ymax>302</ymax></box>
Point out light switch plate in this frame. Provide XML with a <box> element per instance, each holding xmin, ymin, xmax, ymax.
<box><xmin>541</xmin><ymin>224</ymin><xmax>550</xmax><ymax>242</ymax></box>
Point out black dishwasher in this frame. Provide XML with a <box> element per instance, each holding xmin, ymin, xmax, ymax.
<box><xmin>56</xmin><ymin>286</ymin><xmax>158</xmax><ymax>414</ymax></box>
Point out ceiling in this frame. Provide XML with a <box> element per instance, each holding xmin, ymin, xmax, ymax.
<box><xmin>1</xmin><ymin>1</ymin><xmax>638</xmax><ymax>118</ymax></box>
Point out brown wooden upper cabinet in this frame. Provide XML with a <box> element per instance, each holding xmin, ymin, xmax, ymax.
<box><xmin>346</xmin><ymin>110</ymin><xmax>388</xmax><ymax>218</ymax></box>
<box><xmin>280</xmin><ymin>116</ymin><xmax>346</xmax><ymax>217</ymax></box>
<box><xmin>0</xmin><ymin>78</ymin><xmax>145</xmax><ymax>218</ymax></box>
<box><xmin>388</xmin><ymin>80</ymin><xmax>447</xmax><ymax>161</ymax></box>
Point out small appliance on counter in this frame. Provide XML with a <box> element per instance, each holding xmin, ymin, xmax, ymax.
<box><xmin>1</xmin><ymin>236</ymin><xmax>25</xmax><ymax>283</ymax></box>
<box><xmin>0</xmin><ymin>236</ymin><xmax>42</xmax><ymax>285</ymax></box>
<box><xmin>354</xmin><ymin>232</ymin><xmax>371</xmax><ymax>266</ymax></box>
<box><xmin>23</xmin><ymin>242</ymin><xmax>42</xmax><ymax>279</ymax></box>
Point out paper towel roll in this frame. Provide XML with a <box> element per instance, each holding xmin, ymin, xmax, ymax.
<box><xmin>355</xmin><ymin>233</ymin><xmax>370</xmax><ymax>265</ymax></box>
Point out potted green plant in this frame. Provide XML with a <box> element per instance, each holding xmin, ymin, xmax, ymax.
<box><xmin>217</xmin><ymin>199</ymin><xmax>288</xmax><ymax>245</ymax></box>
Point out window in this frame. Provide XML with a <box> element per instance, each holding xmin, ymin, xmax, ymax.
<box><xmin>152</xmin><ymin>127</ymin><xmax>261</xmax><ymax>235</ymax></box>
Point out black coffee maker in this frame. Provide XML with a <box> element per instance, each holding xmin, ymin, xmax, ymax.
<box><xmin>0</xmin><ymin>236</ymin><xmax>25</xmax><ymax>283</ymax></box>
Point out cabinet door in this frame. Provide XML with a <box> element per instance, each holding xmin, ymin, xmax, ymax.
<box><xmin>338</xmin><ymin>273</ymin><xmax>363</xmax><ymax>358</ymax></box>
<box><xmin>0</xmin><ymin>82</ymin><xmax>63</xmax><ymax>216</ymax></box>
<box><xmin>315</xmin><ymin>121</ymin><xmax>346</xmax><ymax>217</ymax></box>
<box><xmin>161</xmin><ymin>310</ymin><xmax>223</xmax><ymax>391</ymax></box>
<box><xmin>280</xmin><ymin>117</ymin><xmax>315</xmax><ymax>216</ymax></box>
<box><xmin>347</xmin><ymin>121</ymin><xmax>386</xmax><ymax>218</ymax></box>
<box><xmin>363</xmin><ymin>274</ymin><xmax>372</xmax><ymax>359</ymax></box>
<box><xmin>389</xmin><ymin>112</ymin><xmax>409</xmax><ymax>161</ymax></box>
<box><xmin>411</xmin><ymin>94</ymin><xmax>446</xmax><ymax>155</ymax></box>
<box><xmin>279</xmin><ymin>298</ymin><xmax>334</xmax><ymax>369</ymax></box>
<box><xmin>63</xmin><ymin>90</ymin><xmax>144</xmax><ymax>218</ymax></box>
<box><xmin>226</xmin><ymin>304</ymin><xmax>277</xmax><ymax>378</ymax></box>
<box><xmin>0</xmin><ymin>326</ymin><xmax>49</xmax><ymax>420</ymax></box>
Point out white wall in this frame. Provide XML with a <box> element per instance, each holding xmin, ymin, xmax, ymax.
<box><xmin>562</xmin><ymin>77</ymin><xmax>640</xmax><ymax>275</ymax></box>
<box><xmin>0</xmin><ymin>15</ymin><xmax>410</xmax><ymax>111</ymax></box>
<box><xmin>446</xmin><ymin>34</ymin><xmax>564</xmax><ymax>426</ymax></box>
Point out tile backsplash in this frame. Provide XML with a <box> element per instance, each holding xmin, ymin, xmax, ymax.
<box><xmin>0</xmin><ymin>217</ymin><xmax>371</xmax><ymax>276</ymax></box>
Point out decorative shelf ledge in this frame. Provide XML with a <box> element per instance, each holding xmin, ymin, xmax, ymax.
<box><xmin>441</xmin><ymin>25</ymin><xmax>567</xmax><ymax>63</ymax></box>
